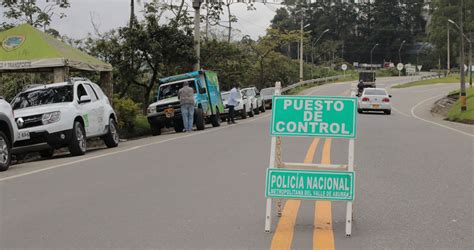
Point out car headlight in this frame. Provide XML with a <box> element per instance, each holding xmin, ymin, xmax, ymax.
<box><xmin>42</xmin><ymin>111</ymin><xmax>61</xmax><ymax>125</ymax></box>
<box><xmin>147</xmin><ymin>106</ymin><xmax>156</xmax><ymax>114</ymax></box>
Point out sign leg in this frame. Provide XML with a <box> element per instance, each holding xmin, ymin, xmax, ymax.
<box><xmin>345</xmin><ymin>201</ymin><xmax>352</xmax><ymax>237</ymax></box>
<box><xmin>277</xmin><ymin>199</ymin><xmax>282</xmax><ymax>217</ymax></box>
<box><xmin>265</xmin><ymin>198</ymin><xmax>272</xmax><ymax>233</ymax></box>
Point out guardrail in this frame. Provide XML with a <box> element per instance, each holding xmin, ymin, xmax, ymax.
<box><xmin>281</xmin><ymin>75</ymin><xmax>346</xmax><ymax>93</ymax></box>
<box><xmin>421</xmin><ymin>72</ymin><xmax>442</xmax><ymax>81</ymax></box>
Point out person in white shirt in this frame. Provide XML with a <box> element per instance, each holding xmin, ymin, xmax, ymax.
<box><xmin>227</xmin><ymin>83</ymin><xmax>239</xmax><ymax>124</ymax></box>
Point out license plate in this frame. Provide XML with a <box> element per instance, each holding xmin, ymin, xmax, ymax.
<box><xmin>18</xmin><ymin>131</ymin><xmax>30</xmax><ymax>141</ymax></box>
<box><xmin>372</xmin><ymin>104</ymin><xmax>380</xmax><ymax>108</ymax></box>
<box><xmin>165</xmin><ymin>108</ymin><xmax>175</xmax><ymax>118</ymax></box>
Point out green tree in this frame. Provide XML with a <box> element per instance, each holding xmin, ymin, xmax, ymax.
<box><xmin>429</xmin><ymin>0</ymin><xmax>473</xmax><ymax>69</ymax></box>
<box><xmin>1</xmin><ymin>0</ymin><xmax>70</xmax><ymax>33</ymax></box>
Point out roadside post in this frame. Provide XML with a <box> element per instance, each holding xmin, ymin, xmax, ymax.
<box><xmin>397</xmin><ymin>63</ymin><xmax>404</xmax><ymax>77</ymax></box>
<box><xmin>342</xmin><ymin>64</ymin><xmax>348</xmax><ymax>78</ymax></box>
<box><xmin>264</xmin><ymin>83</ymin><xmax>358</xmax><ymax>237</ymax></box>
<box><xmin>417</xmin><ymin>65</ymin><xmax>422</xmax><ymax>75</ymax></box>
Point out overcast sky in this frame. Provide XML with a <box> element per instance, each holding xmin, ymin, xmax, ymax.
<box><xmin>2</xmin><ymin>0</ymin><xmax>283</xmax><ymax>40</ymax></box>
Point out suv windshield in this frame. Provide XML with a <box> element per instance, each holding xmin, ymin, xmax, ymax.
<box><xmin>364</xmin><ymin>89</ymin><xmax>387</xmax><ymax>96</ymax></box>
<box><xmin>11</xmin><ymin>86</ymin><xmax>74</xmax><ymax>110</ymax></box>
<box><xmin>242</xmin><ymin>89</ymin><xmax>255</xmax><ymax>97</ymax></box>
<box><xmin>158</xmin><ymin>80</ymin><xmax>196</xmax><ymax>100</ymax></box>
<box><xmin>261</xmin><ymin>88</ymin><xmax>275</xmax><ymax>96</ymax></box>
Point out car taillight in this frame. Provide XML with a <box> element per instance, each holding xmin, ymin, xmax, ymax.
<box><xmin>362</xmin><ymin>97</ymin><xmax>369</xmax><ymax>102</ymax></box>
<box><xmin>383</xmin><ymin>98</ymin><xmax>390</xmax><ymax>103</ymax></box>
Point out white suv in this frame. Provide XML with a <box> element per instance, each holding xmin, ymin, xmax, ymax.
<box><xmin>0</xmin><ymin>97</ymin><xmax>17</xmax><ymax>171</ymax></box>
<box><xmin>241</xmin><ymin>87</ymin><xmax>265</xmax><ymax>115</ymax></box>
<box><xmin>10</xmin><ymin>78</ymin><xmax>119</xmax><ymax>158</ymax></box>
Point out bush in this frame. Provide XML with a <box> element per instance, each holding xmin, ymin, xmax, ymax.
<box><xmin>376</xmin><ymin>68</ymin><xmax>399</xmax><ymax>77</ymax></box>
<box><xmin>133</xmin><ymin>115</ymin><xmax>151</xmax><ymax>137</ymax></box>
<box><xmin>112</xmin><ymin>95</ymin><xmax>147</xmax><ymax>138</ymax></box>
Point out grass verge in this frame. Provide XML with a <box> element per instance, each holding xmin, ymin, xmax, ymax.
<box><xmin>446</xmin><ymin>88</ymin><xmax>474</xmax><ymax>124</ymax></box>
<box><xmin>392</xmin><ymin>76</ymin><xmax>459</xmax><ymax>88</ymax></box>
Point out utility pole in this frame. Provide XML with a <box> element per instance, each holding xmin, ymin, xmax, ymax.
<box><xmin>193</xmin><ymin>0</ymin><xmax>202</xmax><ymax>71</ymax></box>
<box><xmin>459</xmin><ymin>0</ymin><xmax>466</xmax><ymax>112</ymax></box>
<box><xmin>398</xmin><ymin>40</ymin><xmax>406</xmax><ymax>65</ymax></box>
<box><xmin>370</xmin><ymin>43</ymin><xmax>379</xmax><ymax>71</ymax></box>
<box><xmin>447</xmin><ymin>25</ymin><xmax>450</xmax><ymax>75</ymax></box>
<box><xmin>299</xmin><ymin>16</ymin><xmax>304</xmax><ymax>84</ymax></box>
<box><xmin>469</xmin><ymin>33</ymin><xmax>472</xmax><ymax>88</ymax></box>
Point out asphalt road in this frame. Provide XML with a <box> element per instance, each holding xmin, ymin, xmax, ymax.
<box><xmin>1</xmin><ymin>76</ymin><xmax>472</xmax><ymax>249</ymax></box>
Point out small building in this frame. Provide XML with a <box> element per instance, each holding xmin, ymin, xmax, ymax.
<box><xmin>0</xmin><ymin>24</ymin><xmax>113</xmax><ymax>97</ymax></box>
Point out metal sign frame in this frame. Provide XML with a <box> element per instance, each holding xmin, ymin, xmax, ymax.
<box><xmin>264</xmin><ymin>81</ymin><xmax>356</xmax><ymax>237</ymax></box>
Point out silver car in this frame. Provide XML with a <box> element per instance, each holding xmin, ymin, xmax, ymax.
<box><xmin>261</xmin><ymin>87</ymin><xmax>275</xmax><ymax>109</ymax></box>
<box><xmin>358</xmin><ymin>88</ymin><xmax>392</xmax><ymax>115</ymax></box>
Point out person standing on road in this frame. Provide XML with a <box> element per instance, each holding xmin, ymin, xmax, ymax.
<box><xmin>357</xmin><ymin>80</ymin><xmax>365</xmax><ymax>96</ymax></box>
<box><xmin>178</xmin><ymin>81</ymin><xmax>195</xmax><ymax>132</ymax></box>
<box><xmin>227</xmin><ymin>83</ymin><xmax>239</xmax><ymax>124</ymax></box>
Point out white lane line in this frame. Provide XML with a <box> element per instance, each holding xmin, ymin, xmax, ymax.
<box><xmin>391</xmin><ymin>106</ymin><xmax>412</xmax><ymax>118</ymax></box>
<box><xmin>0</xmin><ymin>114</ymin><xmax>272</xmax><ymax>182</ymax></box>
<box><xmin>410</xmin><ymin>94</ymin><xmax>474</xmax><ymax>138</ymax></box>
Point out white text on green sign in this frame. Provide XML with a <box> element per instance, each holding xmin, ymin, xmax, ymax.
<box><xmin>265</xmin><ymin>169</ymin><xmax>355</xmax><ymax>201</ymax></box>
<box><xmin>270</xmin><ymin>96</ymin><xmax>357</xmax><ymax>138</ymax></box>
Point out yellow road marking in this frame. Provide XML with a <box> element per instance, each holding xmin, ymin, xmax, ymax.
<box><xmin>270</xmin><ymin>138</ymin><xmax>320</xmax><ymax>250</ymax></box>
<box><xmin>313</xmin><ymin>139</ymin><xmax>335</xmax><ymax>250</ymax></box>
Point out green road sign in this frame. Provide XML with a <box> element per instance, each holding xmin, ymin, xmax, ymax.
<box><xmin>271</xmin><ymin>96</ymin><xmax>357</xmax><ymax>138</ymax></box>
<box><xmin>265</xmin><ymin>169</ymin><xmax>355</xmax><ymax>201</ymax></box>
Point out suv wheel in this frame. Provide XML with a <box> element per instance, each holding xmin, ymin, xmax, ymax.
<box><xmin>254</xmin><ymin>103</ymin><xmax>260</xmax><ymax>114</ymax></box>
<box><xmin>248</xmin><ymin>105</ymin><xmax>254</xmax><ymax>117</ymax></box>
<box><xmin>39</xmin><ymin>149</ymin><xmax>55</xmax><ymax>159</ymax></box>
<box><xmin>211</xmin><ymin>109</ymin><xmax>221</xmax><ymax>127</ymax></box>
<box><xmin>241</xmin><ymin>105</ymin><xmax>247</xmax><ymax>119</ymax></box>
<box><xmin>195</xmin><ymin>109</ymin><xmax>205</xmax><ymax>130</ymax></box>
<box><xmin>174</xmin><ymin>118</ymin><xmax>184</xmax><ymax>133</ymax></box>
<box><xmin>260</xmin><ymin>103</ymin><xmax>266</xmax><ymax>112</ymax></box>
<box><xmin>69</xmin><ymin>121</ymin><xmax>87</xmax><ymax>156</ymax></box>
<box><xmin>151</xmin><ymin>123</ymin><xmax>161</xmax><ymax>136</ymax></box>
<box><xmin>104</xmin><ymin>118</ymin><xmax>120</xmax><ymax>148</ymax></box>
<box><xmin>0</xmin><ymin>131</ymin><xmax>11</xmax><ymax>172</ymax></box>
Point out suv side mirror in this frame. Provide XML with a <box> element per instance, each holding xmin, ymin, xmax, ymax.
<box><xmin>199</xmin><ymin>87</ymin><xmax>207</xmax><ymax>94</ymax></box>
<box><xmin>79</xmin><ymin>95</ymin><xmax>92</xmax><ymax>104</ymax></box>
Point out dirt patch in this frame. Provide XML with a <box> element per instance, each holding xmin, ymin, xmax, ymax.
<box><xmin>431</xmin><ymin>93</ymin><xmax>474</xmax><ymax>124</ymax></box>
<box><xmin>431</xmin><ymin>93</ymin><xmax>458</xmax><ymax>117</ymax></box>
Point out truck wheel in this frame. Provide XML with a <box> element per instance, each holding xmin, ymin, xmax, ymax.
<box><xmin>103</xmin><ymin>118</ymin><xmax>119</xmax><ymax>148</ymax></box>
<box><xmin>254</xmin><ymin>104</ymin><xmax>260</xmax><ymax>115</ymax></box>
<box><xmin>174</xmin><ymin>118</ymin><xmax>184</xmax><ymax>133</ymax></box>
<box><xmin>358</xmin><ymin>109</ymin><xmax>363</xmax><ymax>114</ymax></box>
<box><xmin>249</xmin><ymin>105</ymin><xmax>254</xmax><ymax>117</ymax></box>
<box><xmin>0</xmin><ymin>131</ymin><xmax>11</xmax><ymax>172</ymax></box>
<box><xmin>150</xmin><ymin>123</ymin><xmax>161</xmax><ymax>136</ymax></box>
<box><xmin>39</xmin><ymin>149</ymin><xmax>55</xmax><ymax>159</ymax></box>
<box><xmin>68</xmin><ymin>121</ymin><xmax>87</xmax><ymax>156</ymax></box>
<box><xmin>211</xmin><ymin>109</ymin><xmax>221</xmax><ymax>127</ymax></box>
<box><xmin>384</xmin><ymin>110</ymin><xmax>391</xmax><ymax>115</ymax></box>
<box><xmin>241</xmin><ymin>106</ymin><xmax>247</xmax><ymax>119</ymax></box>
<box><xmin>195</xmin><ymin>109</ymin><xmax>205</xmax><ymax>130</ymax></box>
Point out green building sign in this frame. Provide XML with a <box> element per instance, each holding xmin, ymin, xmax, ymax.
<box><xmin>265</xmin><ymin>169</ymin><xmax>355</xmax><ymax>201</ymax></box>
<box><xmin>270</xmin><ymin>96</ymin><xmax>357</xmax><ymax>138</ymax></box>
